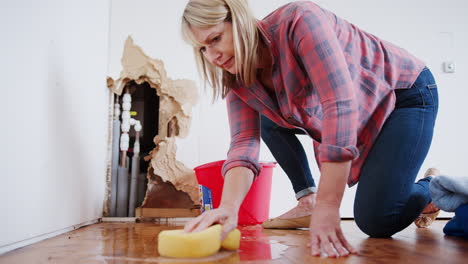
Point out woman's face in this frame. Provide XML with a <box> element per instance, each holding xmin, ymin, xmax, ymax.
<box><xmin>190</xmin><ymin>22</ymin><xmax>237</xmax><ymax>74</ymax></box>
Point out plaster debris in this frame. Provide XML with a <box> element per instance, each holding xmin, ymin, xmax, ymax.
<box><xmin>107</xmin><ymin>36</ymin><xmax>199</xmax><ymax>210</ymax></box>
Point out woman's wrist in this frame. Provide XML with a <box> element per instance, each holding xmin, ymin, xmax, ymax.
<box><xmin>314</xmin><ymin>161</ymin><xmax>351</xmax><ymax>208</ymax></box>
<box><xmin>314</xmin><ymin>200</ymin><xmax>341</xmax><ymax>210</ymax></box>
<box><xmin>219</xmin><ymin>202</ymin><xmax>240</xmax><ymax>212</ymax></box>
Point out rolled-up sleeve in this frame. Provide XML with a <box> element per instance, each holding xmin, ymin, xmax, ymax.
<box><xmin>292</xmin><ymin>4</ymin><xmax>359</xmax><ymax>162</ymax></box>
<box><xmin>221</xmin><ymin>91</ymin><xmax>262</xmax><ymax>177</ymax></box>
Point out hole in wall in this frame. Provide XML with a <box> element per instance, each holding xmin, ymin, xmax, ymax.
<box><xmin>111</xmin><ymin>80</ymin><xmax>161</xmax><ymax>216</ymax></box>
<box><xmin>106</xmin><ymin>36</ymin><xmax>200</xmax><ymax>219</ymax></box>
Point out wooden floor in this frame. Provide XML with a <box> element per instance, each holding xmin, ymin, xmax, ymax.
<box><xmin>1</xmin><ymin>220</ymin><xmax>467</xmax><ymax>263</ymax></box>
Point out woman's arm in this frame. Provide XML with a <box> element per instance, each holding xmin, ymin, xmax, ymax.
<box><xmin>184</xmin><ymin>91</ymin><xmax>260</xmax><ymax>239</ymax></box>
<box><xmin>220</xmin><ymin>167</ymin><xmax>255</xmax><ymax>211</ymax></box>
<box><xmin>310</xmin><ymin>161</ymin><xmax>357</xmax><ymax>257</ymax></box>
<box><xmin>184</xmin><ymin>167</ymin><xmax>254</xmax><ymax>240</ymax></box>
<box><xmin>285</xmin><ymin>4</ymin><xmax>358</xmax><ymax>257</ymax></box>
<box><xmin>222</xmin><ymin>91</ymin><xmax>262</xmax><ymax>177</ymax></box>
<box><xmin>316</xmin><ymin>161</ymin><xmax>350</xmax><ymax>207</ymax></box>
<box><xmin>291</xmin><ymin>3</ymin><xmax>359</xmax><ymax>164</ymax></box>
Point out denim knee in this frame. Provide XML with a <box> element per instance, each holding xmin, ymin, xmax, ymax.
<box><xmin>354</xmin><ymin>212</ymin><xmax>396</xmax><ymax>238</ymax></box>
<box><xmin>354</xmin><ymin>207</ymin><xmax>398</xmax><ymax>238</ymax></box>
<box><xmin>355</xmin><ymin>190</ymin><xmax>430</xmax><ymax>238</ymax></box>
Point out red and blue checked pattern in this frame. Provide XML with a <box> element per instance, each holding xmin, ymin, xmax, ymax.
<box><xmin>221</xmin><ymin>1</ymin><xmax>425</xmax><ymax>186</ymax></box>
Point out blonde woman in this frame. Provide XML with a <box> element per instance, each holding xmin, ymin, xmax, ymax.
<box><xmin>182</xmin><ymin>0</ymin><xmax>439</xmax><ymax>257</ymax></box>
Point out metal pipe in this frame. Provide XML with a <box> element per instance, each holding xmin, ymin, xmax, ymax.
<box><xmin>110</xmin><ymin>97</ymin><xmax>121</xmax><ymax>217</ymax></box>
<box><xmin>117</xmin><ymin>91</ymin><xmax>132</xmax><ymax>217</ymax></box>
<box><xmin>116</xmin><ymin>157</ymin><xmax>130</xmax><ymax>217</ymax></box>
<box><xmin>128</xmin><ymin>129</ymin><xmax>141</xmax><ymax>217</ymax></box>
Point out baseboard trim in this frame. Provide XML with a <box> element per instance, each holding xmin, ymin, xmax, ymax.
<box><xmin>101</xmin><ymin>216</ymin><xmax>194</xmax><ymax>223</ymax></box>
<box><xmin>101</xmin><ymin>217</ymin><xmax>136</xmax><ymax>222</ymax></box>
<box><xmin>0</xmin><ymin>218</ymin><xmax>100</xmax><ymax>255</ymax></box>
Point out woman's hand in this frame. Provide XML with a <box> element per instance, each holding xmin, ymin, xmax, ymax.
<box><xmin>309</xmin><ymin>203</ymin><xmax>357</xmax><ymax>257</ymax></box>
<box><xmin>184</xmin><ymin>205</ymin><xmax>239</xmax><ymax>240</ymax></box>
<box><xmin>183</xmin><ymin>167</ymin><xmax>254</xmax><ymax>239</ymax></box>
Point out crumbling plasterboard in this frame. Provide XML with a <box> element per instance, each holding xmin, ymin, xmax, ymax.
<box><xmin>107</xmin><ymin>36</ymin><xmax>200</xmax><ymax>208</ymax></box>
<box><xmin>146</xmin><ymin>137</ymin><xmax>199</xmax><ymax>205</ymax></box>
<box><xmin>142</xmin><ymin>166</ymin><xmax>196</xmax><ymax>209</ymax></box>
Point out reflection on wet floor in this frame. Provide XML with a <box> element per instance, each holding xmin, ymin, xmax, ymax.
<box><xmin>237</xmin><ymin>225</ymin><xmax>290</xmax><ymax>261</ymax></box>
<box><xmin>0</xmin><ymin>222</ymin><xmax>293</xmax><ymax>264</ymax></box>
<box><xmin>1</xmin><ymin>221</ymin><xmax>467</xmax><ymax>264</ymax></box>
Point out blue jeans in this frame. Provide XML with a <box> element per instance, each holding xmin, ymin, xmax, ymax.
<box><xmin>261</xmin><ymin>115</ymin><xmax>317</xmax><ymax>199</ymax></box>
<box><xmin>261</xmin><ymin>67</ymin><xmax>438</xmax><ymax>237</ymax></box>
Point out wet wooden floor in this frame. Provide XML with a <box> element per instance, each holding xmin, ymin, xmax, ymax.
<box><xmin>1</xmin><ymin>220</ymin><xmax>467</xmax><ymax>263</ymax></box>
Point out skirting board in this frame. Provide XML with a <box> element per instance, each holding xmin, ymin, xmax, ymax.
<box><xmin>0</xmin><ymin>219</ymin><xmax>100</xmax><ymax>255</ymax></box>
<box><xmin>101</xmin><ymin>217</ymin><xmax>137</xmax><ymax>222</ymax></box>
<box><xmin>101</xmin><ymin>216</ymin><xmax>194</xmax><ymax>225</ymax></box>
<box><xmin>135</xmin><ymin>207</ymin><xmax>200</xmax><ymax>218</ymax></box>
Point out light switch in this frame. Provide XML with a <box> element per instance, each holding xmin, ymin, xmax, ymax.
<box><xmin>443</xmin><ymin>61</ymin><xmax>456</xmax><ymax>73</ymax></box>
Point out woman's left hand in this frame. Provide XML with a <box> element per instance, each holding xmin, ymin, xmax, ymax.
<box><xmin>309</xmin><ymin>203</ymin><xmax>357</xmax><ymax>258</ymax></box>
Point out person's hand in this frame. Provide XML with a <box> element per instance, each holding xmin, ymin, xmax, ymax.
<box><xmin>309</xmin><ymin>203</ymin><xmax>357</xmax><ymax>258</ymax></box>
<box><xmin>184</xmin><ymin>205</ymin><xmax>238</xmax><ymax>240</ymax></box>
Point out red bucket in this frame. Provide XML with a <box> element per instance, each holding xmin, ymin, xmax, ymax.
<box><xmin>194</xmin><ymin>160</ymin><xmax>276</xmax><ymax>225</ymax></box>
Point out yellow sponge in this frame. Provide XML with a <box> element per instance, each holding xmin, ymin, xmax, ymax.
<box><xmin>221</xmin><ymin>228</ymin><xmax>241</xmax><ymax>250</ymax></box>
<box><xmin>158</xmin><ymin>225</ymin><xmax>240</xmax><ymax>258</ymax></box>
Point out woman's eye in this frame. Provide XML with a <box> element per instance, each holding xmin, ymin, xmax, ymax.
<box><xmin>212</xmin><ymin>36</ymin><xmax>220</xmax><ymax>42</ymax></box>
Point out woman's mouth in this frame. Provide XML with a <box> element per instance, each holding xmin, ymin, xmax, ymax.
<box><xmin>221</xmin><ymin>57</ymin><xmax>234</xmax><ymax>69</ymax></box>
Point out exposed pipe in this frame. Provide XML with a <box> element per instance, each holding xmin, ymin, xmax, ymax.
<box><xmin>120</xmin><ymin>92</ymin><xmax>132</xmax><ymax>167</ymax></box>
<box><xmin>110</xmin><ymin>96</ymin><xmax>121</xmax><ymax>217</ymax></box>
<box><xmin>116</xmin><ymin>91</ymin><xmax>132</xmax><ymax>217</ymax></box>
<box><xmin>116</xmin><ymin>158</ymin><xmax>129</xmax><ymax>217</ymax></box>
<box><xmin>128</xmin><ymin>121</ymin><xmax>142</xmax><ymax>217</ymax></box>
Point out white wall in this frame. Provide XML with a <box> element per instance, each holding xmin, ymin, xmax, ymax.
<box><xmin>108</xmin><ymin>0</ymin><xmax>468</xmax><ymax>218</ymax></box>
<box><xmin>0</xmin><ymin>0</ymin><xmax>110</xmax><ymax>250</ymax></box>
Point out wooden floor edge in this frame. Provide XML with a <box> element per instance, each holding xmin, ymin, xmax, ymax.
<box><xmin>0</xmin><ymin>219</ymin><xmax>100</xmax><ymax>255</ymax></box>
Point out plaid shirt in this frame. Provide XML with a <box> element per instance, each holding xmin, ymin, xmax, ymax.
<box><xmin>221</xmin><ymin>1</ymin><xmax>425</xmax><ymax>186</ymax></box>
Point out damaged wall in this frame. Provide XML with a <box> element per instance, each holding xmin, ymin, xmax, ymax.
<box><xmin>107</xmin><ymin>0</ymin><xmax>218</xmax><ymax>173</ymax></box>
<box><xmin>108</xmin><ymin>37</ymin><xmax>200</xmax><ymax>214</ymax></box>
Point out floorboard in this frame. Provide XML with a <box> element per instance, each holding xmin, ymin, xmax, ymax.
<box><xmin>1</xmin><ymin>220</ymin><xmax>467</xmax><ymax>263</ymax></box>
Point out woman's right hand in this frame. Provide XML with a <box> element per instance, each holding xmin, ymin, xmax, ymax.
<box><xmin>184</xmin><ymin>166</ymin><xmax>253</xmax><ymax>240</ymax></box>
<box><xmin>183</xmin><ymin>205</ymin><xmax>238</xmax><ymax>240</ymax></box>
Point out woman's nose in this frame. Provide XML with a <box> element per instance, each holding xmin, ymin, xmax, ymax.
<box><xmin>205</xmin><ymin>47</ymin><xmax>221</xmax><ymax>65</ymax></box>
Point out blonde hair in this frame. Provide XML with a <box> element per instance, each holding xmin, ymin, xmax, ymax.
<box><xmin>181</xmin><ymin>0</ymin><xmax>259</xmax><ymax>100</ymax></box>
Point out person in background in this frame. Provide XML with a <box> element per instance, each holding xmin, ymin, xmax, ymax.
<box><xmin>181</xmin><ymin>0</ymin><xmax>439</xmax><ymax>258</ymax></box>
